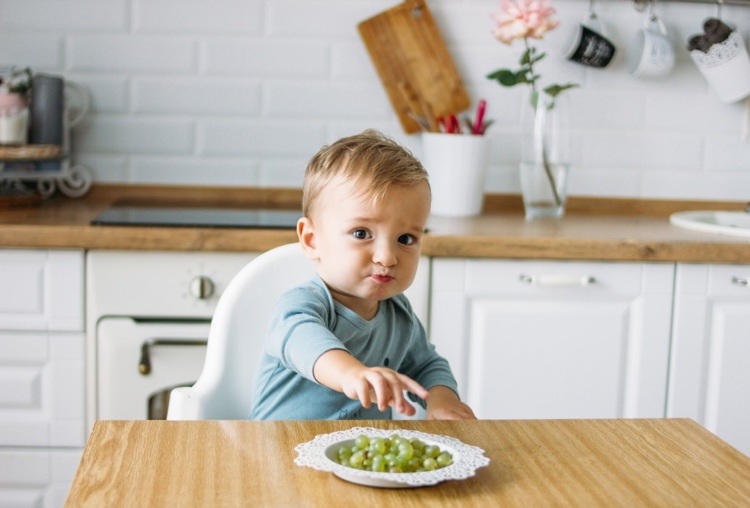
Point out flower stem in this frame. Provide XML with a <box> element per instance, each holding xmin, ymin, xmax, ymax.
<box><xmin>541</xmin><ymin>140</ymin><xmax>562</xmax><ymax>207</ymax></box>
<box><xmin>524</xmin><ymin>38</ymin><xmax>561</xmax><ymax>208</ymax></box>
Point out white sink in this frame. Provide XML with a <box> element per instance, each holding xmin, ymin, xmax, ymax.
<box><xmin>670</xmin><ymin>210</ymin><xmax>750</xmax><ymax>239</ymax></box>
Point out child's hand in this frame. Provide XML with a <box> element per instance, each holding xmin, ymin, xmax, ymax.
<box><xmin>314</xmin><ymin>349</ymin><xmax>430</xmax><ymax>416</ymax></box>
<box><xmin>340</xmin><ymin>365</ymin><xmax>429</xmax><ymax>417</ymax></box>
<box><xmin>425</xmin><ymin>385</ymin><xmax>477</xmax><ymax>420</ymax></box>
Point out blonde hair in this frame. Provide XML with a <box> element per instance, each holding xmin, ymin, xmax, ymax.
<box><xmin>301</xmin><ymin>129</ymin><xmax>429</xmax><ymax>217</ymax></box>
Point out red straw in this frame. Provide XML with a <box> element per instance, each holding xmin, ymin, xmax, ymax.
<box><xmin>472</xmin><ymin>99</ymin><xmax>487</xmax><ymax>135</ymax></box>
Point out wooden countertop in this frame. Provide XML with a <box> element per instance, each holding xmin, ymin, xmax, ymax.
<box><xmin>65</xmin><ymin>419</ymin><xmax>750</xmax><ymax>507</ymax></box>
<box><xmin>2</xmin><ymin>184</ymin><xmax>749</xmax><ymax>263</ymax></box>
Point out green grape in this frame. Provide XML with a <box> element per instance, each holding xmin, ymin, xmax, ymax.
<box><xmin>424</xmin><ymin>445</ymin><xmax>440</xmax><ymax>458</ymax></box>
<box><xmin>354</xmin><ymin>435</ymin><xmax>370</xmax><ymax>450</ymax></box>
<box><xmin>436</xmin><ymin>452</ymin><xmax>453</xmax><ymax>467</ymax></box>
<box><xmin>369</xmin><ymin>439</ymin><xmax>386</xmax><ymax>456</ymax></box>
<box><xmin>410</xmin><ymin>438</ymin><xmax>426</xmax><ymax>453</ymax></box>
<box><xmin>422</xmin><ymin>457</ymin><xmax>438</xmax><ymax>471</ymax></box>
<box><xmin>371</xmin><ymin>455</ymin><xmax>387</xmax><ymax>472</ymax></box>
<box><xmin>349</xmin><ymin>450</ymin><xmax>366</xmax><ymax>468</ymax></box>
<box><xmin>397</xmin><ymin>441</ymin><xmax>414</xmax><ymax>460</ymax></box>
<box><xmin>407</xmin><ymin>457</ymin><xmax>422</xmax><ymax>471</ymax></box>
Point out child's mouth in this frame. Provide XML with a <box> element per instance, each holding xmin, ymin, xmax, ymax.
<box><xmin>371</xmin><ymin>274</ymin><xmax>394</xmax><ymax>283</ymax></box>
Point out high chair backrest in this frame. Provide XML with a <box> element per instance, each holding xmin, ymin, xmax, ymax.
<box><xmin>167</xmin><ymin>243</ymin><xmax>314</xmax><ymax>420</ymax></box>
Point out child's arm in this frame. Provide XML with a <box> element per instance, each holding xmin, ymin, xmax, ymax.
<box><xmin>425</xmin><ymin>385</ymin><xmax>477</xmax><ymax>420</ymax></box>
<box><xmin>313</xmin><ymin>349</ymin><xmax>430</xmax><ymax>417</ymax></box>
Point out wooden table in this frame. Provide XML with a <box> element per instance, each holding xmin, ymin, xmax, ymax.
<box><xmin>65</xmin><ymin>419</ymin><xmax>750</xmax><ymax>507</ymax></box>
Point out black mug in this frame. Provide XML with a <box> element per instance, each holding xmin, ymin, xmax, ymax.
<box><xmin>30</xmin><ymin>73</ymin><xmax>64</xmax><ymax>146</ymax></box>
<box><xmin>564</xmin><ymin>16</ymin><xmax>616</xmax><ymax>69</ymax></box>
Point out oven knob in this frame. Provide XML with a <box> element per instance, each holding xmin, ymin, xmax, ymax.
<box><xmin>189</xmin><ymin>276</ymin><xmax>215</xmax><ymax>299</ymax></box>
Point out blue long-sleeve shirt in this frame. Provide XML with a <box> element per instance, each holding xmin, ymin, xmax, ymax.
<box><xmin>250</xmin><ymin>275</ymin><xmax>458</xmax><ymax>420</ymax></box>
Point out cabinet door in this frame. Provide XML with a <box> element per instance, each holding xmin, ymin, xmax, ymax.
<box><xmin>431</xmin><ymin>259</ymin><xmax>674</xmax><ymax>420</ymax></box>
<box><xmin>668</xmin><ymin>264</ymin><xmax>750</xmax><ymax>456</ymax></box>
<box><xmin>0</xmin><ymin>250</ymin><xmax>84</xmax><ymax>332</ymax></box>
<box><xmin>0</xmin><ymin>448</ymin><xmax>82</xmax><ymax>508</ymax></box>
<box><xmin>0</xmin><ymin>331</ymin><xmax>85</xmax><ymax>447</ymax></box>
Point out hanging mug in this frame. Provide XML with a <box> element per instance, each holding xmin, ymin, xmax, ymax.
<box><xmin>627</xmin><ymin>14</ymin><xmax>675</xmax><ymax>78</ymax></box>
<box><xmin>563</xmin><ymin>13</ymin><xmax>617</xmax><ymax>68</ymax></box>
<box><xmin>689</xmin><ymin>30</ymin><xmax>750</xmax><ymax>103</ymax></box>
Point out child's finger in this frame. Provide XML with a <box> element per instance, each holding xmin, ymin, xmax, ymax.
<box><xmin>396</xmin><ymin>373</ymin><xmax>429</xmax><ymax>399</ymax></box>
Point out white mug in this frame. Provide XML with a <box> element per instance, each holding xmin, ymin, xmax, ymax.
<box><xmin>690</xmin><ymin>31</ymin><xmax>750</xmax><ymax>103</ymax></box>
<box><xmin>65</xmin><ymin>80</ymin><xmax>90</xmax><ymax>129</ymax></box>
<box><xmin>628</xmin><ymin>15</ymin><xmax>675</xmax><ymax>78</ymax></box>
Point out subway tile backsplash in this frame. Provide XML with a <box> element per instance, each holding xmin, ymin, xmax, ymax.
<box><xmin>0</xmin><ymin>0</ymin><xmax>748</xmax><ymax>200</ymax></box>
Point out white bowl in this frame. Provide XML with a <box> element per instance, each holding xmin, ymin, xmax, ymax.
<box><xmin>294</xmin><ymin>427</ymin><xmax>490</xmax><ymax>488</ymax></box>
<box><xmin>670</xmin><ymin>211</ymin><xmax>750</xmax><ymax>239</ymax></box>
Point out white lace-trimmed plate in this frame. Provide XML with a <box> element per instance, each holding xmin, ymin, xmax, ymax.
<box><xmin>294</xmin><ymin>427</ymin><xmax>490</xmax><ymax>488</ymax></box>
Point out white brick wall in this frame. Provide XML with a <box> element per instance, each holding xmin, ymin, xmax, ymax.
<box><xmin>0</xmin><ymin>0</ymin><xmax>748</xmax><ymax>200</ymax></box>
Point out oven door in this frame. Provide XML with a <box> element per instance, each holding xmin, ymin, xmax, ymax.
<box><xmin>97</xmin><ymin>317</ymin><xmax>210</xmax><ymax>420</ymax></box>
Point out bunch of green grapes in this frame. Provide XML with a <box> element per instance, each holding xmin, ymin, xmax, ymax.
<box><xmin>335</xmin><ymin>434</ymin><xmax>453</xmax><ymax>473</ymax></box>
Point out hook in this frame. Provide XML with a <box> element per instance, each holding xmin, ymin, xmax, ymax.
<box><xmin>716</xmin><ymin>0</ymin><xmax>724</xmax><ymax>20</ymax></box>
<box><xmin>632</xmin><ymin>0</ymin><xmax>648</xmax><ymax>12</ymax></box>
<box><xmin>589</xmin><ymin>0</ymin><xmax>598</xmax><ymax>17</ymax></box>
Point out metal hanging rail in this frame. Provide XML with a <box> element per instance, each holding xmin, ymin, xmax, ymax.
<box><xmin>632</xmin><ymin>0</ymin><xmax>749</xmax><ymax>6</ymax></box>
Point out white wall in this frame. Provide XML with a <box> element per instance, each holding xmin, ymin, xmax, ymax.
<box><xmin>0</xmin><ymin>0</ymin><xmax>748</xmax><ymax>201</ymax></box>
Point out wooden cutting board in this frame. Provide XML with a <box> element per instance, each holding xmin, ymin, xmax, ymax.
<box><xmin>358</xmin><ymin>0</ymin><xmax>470</xmax><ymax>133</ymax></box>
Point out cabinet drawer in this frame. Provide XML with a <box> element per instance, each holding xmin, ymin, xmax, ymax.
<box><xmin>0</xmin><ymin>250</ymin><xmax>84</xmax><ymax>332</ymax></box>
<box><xmin>0</xmin><ymin>332</ymin><xmax>85</xmax><ymax>447</ymax></box>
<box><xmin>709</xmin><ymin>264</ymin><xmax>750</xmax><ymax>296</ymax></box>
<box><xmin>436</xmin><ymin>259</ymin><xmax>672</xmax><ymax>297</ymax></box>
<box><xmin>0</xmin><ymin>448</ymin><xmax>82</xmax><ymax>508</ymax></box>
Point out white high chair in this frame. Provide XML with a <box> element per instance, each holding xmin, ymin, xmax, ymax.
<box><xmin>167</xmin><ymin>243</ymin><xmax>313</xmax><ymax>420</ymax></box>
<box><xmin>167</xmin><ymin>241</ymin><xmax>425</xmax><ymax>421</ymax></box>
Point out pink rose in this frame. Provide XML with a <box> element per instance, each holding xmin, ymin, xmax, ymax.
<box><xmin>491</xmin><ymin>0</ymin><xmax>559</xmax><ymax>45</ymax></box>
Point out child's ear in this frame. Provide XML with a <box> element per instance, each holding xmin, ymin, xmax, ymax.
<box><xmin>297</xmin><ymin>217</ymin><xmax>319</xmax><ymax>259</ymax></box>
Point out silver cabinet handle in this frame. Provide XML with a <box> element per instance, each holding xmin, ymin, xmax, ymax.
<box><xmin>139</xmin><ymin>338</ymin><xmax>208</xmax><ymax>375</ymax></box>
<box><xmin>731</xmin><ymin>276</ymin><xmax>748</xmax><ymax>287</ymax></box>
<box><xmin>519</xmin><ymin>274</ymin><xmax>596</xmax><ymax>287</ymax></box>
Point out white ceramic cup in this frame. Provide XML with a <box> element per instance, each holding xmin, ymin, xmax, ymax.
<box><xmin>627</xmin><ymin>15</ymin><xmax>675</xmax><ymax>78</ymax></box>
<box><xmin>690</xmin><ymin>31</ymin><xmax>750</xmax><ymax>103</ymax></box>
<box><xmin>422</xmin><ymin>133</ymin><xmax>488</xmax><ymax>217</ymax></box>
<box><xmin>64</xmin><ymin>81</ymin><xmax>90</xmax><ymax>128</ymax></box>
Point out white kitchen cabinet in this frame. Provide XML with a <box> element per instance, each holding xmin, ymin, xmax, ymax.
<box><xmin>0</xmin><ymin>249</ymin><xmax>85</xmax><ymax>508</ymax></box>
<box><xmin>430</xmin><ymin>259</ymin><xmax>675</xmax><ymax>420</ymax></box>
<box><xmin>668</xmin><ymin>263</ymin><xmax>750</xmax><ymax>456</ymax></box>
<box><xmin>0</xmin><ymin>250</ymin><xmax>83</xmax><ymax>331</ymax></box>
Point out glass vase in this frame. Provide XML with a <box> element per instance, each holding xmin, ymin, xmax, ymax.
<box><xmin>520</xmin><ymin>92</ymin><xmax>570</xmax><ymax>220</ymax></box>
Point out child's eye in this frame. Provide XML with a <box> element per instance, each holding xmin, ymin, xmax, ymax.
<box><xmin>398</xmin><ymin>234</ymin><xmax>416</xmax><ymax>245</ymax></box>
<box><xmin>352</xmin><ymin>229</ymin><xmax>371</xmax><ymax>240</ymax></box>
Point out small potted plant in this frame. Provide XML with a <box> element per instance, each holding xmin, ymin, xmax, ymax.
<box><xmin>0</xmin><ymin>66</ymin><xmax>32</xmax><ymax>145</ymax></box>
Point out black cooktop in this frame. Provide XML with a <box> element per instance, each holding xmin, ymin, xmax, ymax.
<box><xmin>91</xmin><ymin>206</ymin><xmax>301</xmax><ymax>229</ymax></box>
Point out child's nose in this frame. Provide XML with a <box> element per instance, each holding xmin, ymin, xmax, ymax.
<box><xmin>372</xmin><ymin>242</ymin><xmax>397</xmax><ymax>266</ymax></box>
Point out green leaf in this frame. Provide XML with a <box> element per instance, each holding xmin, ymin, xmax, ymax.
<box><xmin>529</xmin><ymin>51</ymin><xmax>546</xmax><ymax>65</ymax></box>
<box><xmin>519</xmin><ymin>48</ymin><xmax>533</xmax><ymax>66</ymax></box>
<box><xmin>543</xmin><ymin>83</ymin><xmax>579</xmax><ymax>98</ymax></box>
<box><xmin>487</xmin><ymin>69</ymin><xmax>521</xmax><ymax>87</ymax></box>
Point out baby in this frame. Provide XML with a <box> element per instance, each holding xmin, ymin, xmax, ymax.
<box><xmin>251</xmin><ymin>130</ymin><xmax>475</xmax><ymax>420</ymax></box>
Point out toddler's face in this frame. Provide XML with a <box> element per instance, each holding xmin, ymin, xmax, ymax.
<box><xmin>299</xmin><ymin>176</ymin><xmax>430</xmax><ymax>320</ymax></box>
